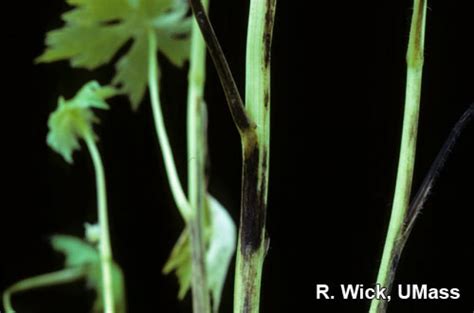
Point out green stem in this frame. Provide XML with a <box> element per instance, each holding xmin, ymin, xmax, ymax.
<box><xmin>369</xmin><ymin>1</ymin><xmax>427</xmax><ymax>312</ymax></box>
<box><xmin>234</xmin><ymin>1</ymin><xmax>276</xmax><ymax>313</ymax></box>
<box><xmin>187</xmin><ymin>0</ymin><xmax>212</xmax><ymax>312</ymax></box>
<box><xmin>147</xmin><ymin>30</ymin><xmax>193</xmax><ymax>221</ymax></box>
<box><xmin>148</xmin><ymin>28</ymin><xmax>211</xmax><ymax>312</ymax></box>
<box><xmin>3</xmin><ymin>267</ymin><xmax>86</xmax><ymax>313</ymax></box>
<box><xmin>84</xmin><ymin>133</ymin><xmax>115</xmax><ymax>313</ymax></box>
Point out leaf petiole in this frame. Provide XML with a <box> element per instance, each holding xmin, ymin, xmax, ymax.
<box><xmin>83</xmin><ymin>131</ymin><xmax>115</xmax><ymax>313</ymax></box>
<box><xmin>147</xmin><ymin>30</ymin><xmax>193</xmax><ymax>221</ymax></box>
<box><xmin>3</xmin><ymin>267</ymin><xmax>87</xmax><ymax>313</ymax></box>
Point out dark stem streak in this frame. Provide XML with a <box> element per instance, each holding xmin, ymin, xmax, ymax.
<box><xmin>189</xmin><ymin>0</ymin><xmax>254</xmax><ymax>135</ymax></box>
<box><xmin>241</xmin><ymin>142</ymin><xmax>267</xmax><ymax>254</ymax></box>
<box><xmin>263</xmin><ymin>0</ymin><xmax>276</xmax><ymax>69</ymax></box>
<box><xmin>378</xmin><ymin>104</ymin><xmax>474</xmax><ymax>313</ymax></box>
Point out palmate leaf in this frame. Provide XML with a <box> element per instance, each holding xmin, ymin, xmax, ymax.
<box><xmin>51</xmin><ymin>235</ymin><xmax>127</xmax><ymax>313</ymax></box>
<box><xmin>163</xmin><ymin>196</ymin><xmax>236</xmax><ymax>312</ymax></box>
<box><xmin>37</xmin><ymin>0</ymin><xmax>191</xmax><ymax>109</ymax></box>
<box><xmin>47</xmin><ymin>81</ymin><xmax>117</xmax><ymax>163</ymax></box>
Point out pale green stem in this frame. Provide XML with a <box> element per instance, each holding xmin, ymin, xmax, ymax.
<box><xmin>234</xmin><ymin>0</ymin><xmax>276</xmax><ymax>313</ymax></box>
<box><xmin>187</xmin><ymin>0</ymin><xmax>212</xmax><ymax>312</ymax></box>
<box><xmin>369</xmin><ymin>1</ymin><xmax>427</xmax><ymax>312</ymax></box>
<box><xmin>147</xmin><ymin>30</ymin><xmax>193</xmax><ymax>221</ymax></box>
<box><xmin>3</xmin><ymin>267</ymin><xmax>86</xmax><ymax>313</ymax></box>
<box><xmin>84</xmin><ymin>133</ymin><xmax>115</xmax><ymax>313</ymax></box>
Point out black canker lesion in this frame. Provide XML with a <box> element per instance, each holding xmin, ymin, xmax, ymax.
<box><xmin>263</xmin><ymin>0</ymin><xmax>276</xmax><ymax>69</ymax></box>
<box><xmin>264</xmin><ymin>91</ymin><xmax>270</xmax><ymax>109</ymax></box>
<box><xmin>240</xmin><ymin>141</ymin><xmax>267</xmax><ymax>255</ymax></box>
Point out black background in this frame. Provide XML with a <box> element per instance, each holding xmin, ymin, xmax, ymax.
<box><xmin>1</xmin><ymin>1</ymin><xmax>473</xmax><ymax>312</ymax></box>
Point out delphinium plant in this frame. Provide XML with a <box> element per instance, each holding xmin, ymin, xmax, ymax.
<box><xmin>2</xmin><ymin>0</ymin><xmax>277</xmax><ymax>313</ymax></box>
<box><xmin>188</xmin><ymin>0</ymin><xmax>276</xmax><ymax>312</ymax></box>
<box><xmin>3</xmin><ymin>82</ymin><xmax>126</xmax><ymax>313</ymax></box>
<box><xmin>370</xmin><ymin>1</ymin><xmax>473</xmax><ymax>312</ymax></box>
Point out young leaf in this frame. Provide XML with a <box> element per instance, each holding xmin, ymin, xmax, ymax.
<box><xmin>206</xmin><ymin>196</ymin><xmax>236</xmax><ymax>312</ymax></box>
<box><xmin>37</xmin><ymin>0</ymin><xmax>191</xmax><ymax>109</ymax></box>
<box><xmin>163</xmin><ymin>195</ymin><xmax>236</xmax><ymax>312</ymax></box>
<box><xmin>47</xmin><ymin>81</ymin><xmax>116</xmax><ymax>163</ymax></box>
<box><xmin>51</xmin><ymin>235</ymin><xmax>100</xmax><ymax>267</ymax></box>
<box><xmin>51</xmin><ymin>235</ymin><xmax>127</xmax><ymax>313</ymax></box>
<box><xmin>162</xmin><ymin>228</ymin><xmax>192</xmax><ymax>299</ymax></box>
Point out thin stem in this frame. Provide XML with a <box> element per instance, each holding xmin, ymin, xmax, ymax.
<box><xmin>147</xmin><ymin>30</ymin><xmax>193</xmax><ymax>221</ymax></box>
<box><xmin>187</xmin><ymin>0</ymin><xmax>212</xmax><ymax>312</ymax></box>
<box><xmin>369</xmin><ymin>1</ymin><xmax>427</xmax><ymax>312</ymax></box>
<box><xmin>3</xmin><ymin>267</ymin><xmax>86</xmax><ymax>313</ymax></box>
<box><xmin>84</xmin><ymin>133</ymin><xmax>115</xmax><ymax>313</ymax></box>
<box><xmin>377</xmin><ymin>104</ymin><xmax>474</xmax><ymax>299</ymax></box>
<box><xmin>404</xmin><ymin>104</ymin><xmax>474</xmax><ymax>235</ymax></box>
<box><xmin>189</xmin><ymin>0</ymin><xmax>255</xmax><ymax>136</ymax></box>
<box><xmin>234</xmin><ymin>1</ymin><xmax>276</xmax><ymax>313</ymax></box>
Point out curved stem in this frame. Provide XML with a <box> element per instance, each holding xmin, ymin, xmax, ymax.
<box><xmin>84</xmin><ymin>133</ymin><xmax>115</xmax><ymax>313</ymax></box>
<box><xmin>3</xmin><ymin>267</ymin><xmax>86</xmax><ymax>313</ymax></box>
<box><xmin>147</xmin><ymin>30</ymin><xmax>193</xmax><ymax>221</ymax></box>
<box><xmin>369</xmin><ymin>1</ymin><xmax>427</xmax><ymax>312</ymax></box>
<box><xmin>187</xmin><ymin>1</ymin><xmax>212</xmax><ymax>311</ymax></box>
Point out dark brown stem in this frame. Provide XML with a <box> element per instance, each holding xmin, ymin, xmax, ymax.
<box><xmin>189</xmin><ymin>0</ymin><xmax>255</xmax><ymax>135</ymax></box>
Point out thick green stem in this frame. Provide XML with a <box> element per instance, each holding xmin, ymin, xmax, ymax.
<box><xmin>147</xmin><ymin>30</ymin><xmax>193</xmax><ymax>222</ymax></box>
<box><xmin>188</xmin><ymin>0</ymin><xmax>276</xmax><ymax>311</ymax></box>
<box><xmin>84</xmin><ymin>133</ymin><xmax>115</xmax><ymax>313</ymax></box>
<box><xmin>369</xmin><ymin>1</ymin><xmax>427</xmax><ymax>312</ymax></box>
<box><xmin>234</xmin><ymin>1</ymin><xmax>276</xmax><ymax>313</ymax></box>
<box><xmin>187</xmin><ymin>0</ymin><xmax>212</xmax><ymax>312</ymax></box>
<box><xmin>3</xmin><ymin>268</ymin><xmax>86</xmax><ymax>313</ymax></box>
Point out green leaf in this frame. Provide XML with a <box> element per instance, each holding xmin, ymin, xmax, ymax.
<box><xmin>206</xmin><ymin>196</ymin><xmax>236</xmax><ymax>312</ymax></box>
<box><xmin>38</xmin><ymin>0</ymin><xmax>191</xmax><ymax>108</ymax></box>
<box><xmin>112</xmin><ymin>32</ymin><xmax>149</xmax><ymax>110</ymax></box>
<box><xmin>51</xmin><ymin>235</ymin><xmax>127</xmax><ymax>313</ymax></box>
<box><xmin>47</xmin><ymin>81</ymin><xmax>117</xmax><ymax>163</ymax></box>
<box><xmin>163</xmin><ymin>195</ymin><xmax>236</xmax><ymax>312</ymax></box>
<box><xmin>51</xmin><ymin>235</ymin><xmax>100</xmax><ymax>267</ymax></box>
<box><xmin>162</xmin><ymin>228</ymin><xmax>192</xmax><ymax>299</ymax></box>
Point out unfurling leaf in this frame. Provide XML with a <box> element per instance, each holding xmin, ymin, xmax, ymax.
<box><xmin>47</xmin><ymin>81</ymin><xmax>117</xmax><ymax>163</ymax></box>
<box><xmin>37</xmin><ymin>0</ymin><xmax>191</xmax><ymax>109</ymax></box>
<box><xmin>162</xmin><ymin>228</ymin><xmax>192</xmax><ymax>299</ymax></box>
<box><xmin>163</xmin><ymin>195</ymin><xmax>236</xmax><ymax>312</ymax></box>
<box><xmin>51</xmin><ymin>235</ymin><xmax>127</xmax><ymax>313</ymax></box>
